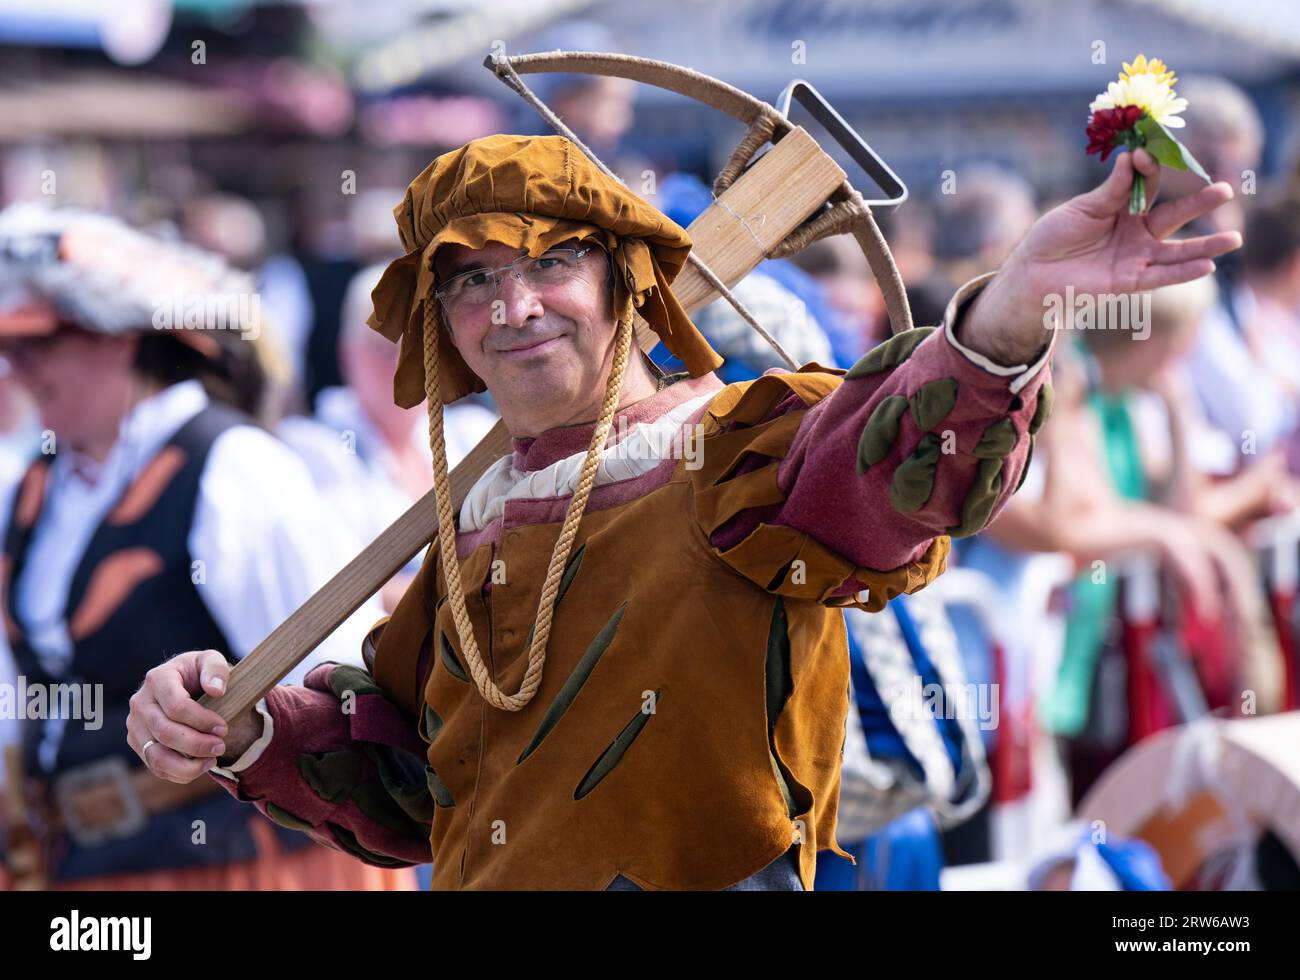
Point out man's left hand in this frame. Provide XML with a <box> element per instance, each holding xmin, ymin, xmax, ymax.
<box><xmin>960</xmin><ymin>148</ymin><xmax>1243</xmax><ymax>366</ymax></box>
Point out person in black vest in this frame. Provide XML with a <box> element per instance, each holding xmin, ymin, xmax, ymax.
<box><xmin>0</xmin><ymin>205</ymin><xmax>412</xmax><ymax>890</ymax></box>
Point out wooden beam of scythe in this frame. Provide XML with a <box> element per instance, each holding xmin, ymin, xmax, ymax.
<box><xmin>200</xmin><ymin>127</ymin><xmax>845</xmax><ymax>721</ymax></box>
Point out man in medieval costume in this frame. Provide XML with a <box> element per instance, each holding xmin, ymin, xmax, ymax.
<box><xmin>127</xmin><ymin>133</ymin><xmax>1240</xmax><ymax>890</ymax></box>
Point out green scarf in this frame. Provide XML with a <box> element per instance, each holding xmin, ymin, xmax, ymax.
<box><xmin>1044</xmin><ymin>385</ymin><xmax>1148</xmax><ymax>736</ymax></box>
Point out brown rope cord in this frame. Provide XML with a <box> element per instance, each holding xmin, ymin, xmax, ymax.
<box><xmin>423</xmin><ymin>295</ymin><xmax>634</xmax><ymax>711</ymax></box>
<box><xmin>712</xmin><ymin>113</ymin><xmax>778</xmax><ymax>197</ymax></box>
<box><xmin>768</xmin><ymin>195</ymin><xmax>864</xmax><ymax>257</ymax></box>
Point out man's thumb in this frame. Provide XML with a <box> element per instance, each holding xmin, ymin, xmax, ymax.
<box><xmin>197</xmin><ymin>650</ymin><xmax>229</xmax><ymax>696</ymax></box>
<box><xmin>1083</xmin><ymin>151</ymin><xmax>1135</xmax><ymax>213</ymax></box>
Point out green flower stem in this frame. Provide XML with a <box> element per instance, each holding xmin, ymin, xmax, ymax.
<box><xmin>1116</xmin><ymin>124</ymin><xmax>1149</xmax><ymax>214</ymax></box>
<box><xmin>1130</xmin><ymin>172</ymin><xmax>1147</xmax><ymax>215</ymax></box>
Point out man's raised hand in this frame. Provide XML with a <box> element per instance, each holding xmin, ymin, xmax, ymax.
<box><xmin>960</xmin><ymin>148</ymin><xmax>1242</xmax><ymax>365</ymax></box>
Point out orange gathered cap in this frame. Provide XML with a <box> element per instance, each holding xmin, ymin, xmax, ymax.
<box><xmin>367</xmin><ymin>133</ymin><xmax>723</xmax><ymax>407</ymax></box>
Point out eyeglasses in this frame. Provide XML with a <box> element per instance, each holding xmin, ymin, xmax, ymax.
<box><xmin>434</xmin><ymin>246</ymin><xmax>601</xmax><ymax>311</ymax></box>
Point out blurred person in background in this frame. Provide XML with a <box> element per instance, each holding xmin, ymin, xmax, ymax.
<box><xmin>1095</xmin><ymin>281</ymin><xmax>1289</xmax><ymax>717</ymax></box>
<box><xmin>984</xmin><ymin>278</ymin><xmax>1287</xmax><ymax>802</ymax></box>
<box><xmin>687</xmin><ymin>268</ymin><xmax>836</xmax><ymax>380</ymax></box>
<box><xmin>1239</xmin><ymin>195</ymin><xmax>1300</xmax><ymax>472</ymax></box>
<box><xmin>543</xmin><ymin>71</ymin><xmax>636</xmax><ymax>163</ymax></box>
<box><xmin>181</xmin><ymin>192</ymin><xmax>316</xmax><ymax>415</ymax></box>
<box><xmin>902</xmin><ymin>168</ymin><xmax>1039</xmax><ymax>338</ymax></box>
<box><xmin>0</xmin><ymin>205</ymin><xmax>410</xmax><ymax>890</ymax></box>
<box><xmin>1171</xmin><ymin>77</ymin><xmax>1296</xmax><ymax>458</ymax></box>
<box><xmin>280</xmin><ymin>263</ymin><xmax>498</xmax><ymax>611</ymax></box>
<box><xmin>929</xmin><ymin>167</ymin><xmax>1039</xmax><ymax>290</ymax></box>
<box><xmin>788</xmin><ymin>232</ymin><xmax>887</xmax><ymax>361</ymax></box>
<box><xmin>516</xmin><ymin>20</ymin><xmax>645</xmax><ymax>181</ymax></box>
<box><xmin>0</xmin><ymin>367</ymin><xmax>40</xmax><ymax>871</ymax></box>
<box><xmin>1162</xmin><ymin>78</ymin><xmax>1263</xmax><ymax>242</ymax></box>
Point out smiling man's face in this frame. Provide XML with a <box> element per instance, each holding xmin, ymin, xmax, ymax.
<box><xmin>434</xmin><ymin>238</ymin><xmax>625</xmax><ymax>436</ymax></box>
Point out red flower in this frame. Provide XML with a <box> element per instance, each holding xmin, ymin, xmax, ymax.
<box><xmin>1086</xmin><ymin>105</ymin><xmax>1145</xmax><ymax>160</ymax></box>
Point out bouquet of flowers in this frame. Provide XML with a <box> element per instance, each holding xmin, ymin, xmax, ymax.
<box><xmin>1085</xmin><ymin>54</ymin><xmax>1210</xmax><ymax>214</ymax></box>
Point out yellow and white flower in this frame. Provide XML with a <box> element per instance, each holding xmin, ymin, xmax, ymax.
<box><xmin>1090</xmin><ymin>74</ymin><xmax>1188</xmax><ymax>128</ymax></box>
<box><xmin>1090</xmin><ymin>54</ymin><xmax>1188</xmax><ymax>128</ymax></box>
<box><xmin>1084</xmin><ymin>53</ymin><xmax>1208</xmax><ymax>213</ymax></box>
<box><xmin>1120</xmin><ymin>54</ymin><xmax>1177</xmax><ymax>88</ymax></box>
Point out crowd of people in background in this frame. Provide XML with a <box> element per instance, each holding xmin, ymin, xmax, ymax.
<box><xmin>1</xmin><ymin>54</ymin><xmax>1299</xmax><ymax>891</ymax></box>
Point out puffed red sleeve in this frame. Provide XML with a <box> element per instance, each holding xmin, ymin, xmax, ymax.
<box><xmin>207</xmin><ymin>652</ymin><xmax>435</xmax><ymax>868</ymax></box>
<box><xmin>705</xmin><ymin>273</ymin><xmax>1055</xmax><ymax>611</ymax></box>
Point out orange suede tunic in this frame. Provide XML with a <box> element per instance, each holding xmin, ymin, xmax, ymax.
<box><xmin>369</xmin><ymin>370</ymin><xmax>949</xmax><ymax>890</ymax></box>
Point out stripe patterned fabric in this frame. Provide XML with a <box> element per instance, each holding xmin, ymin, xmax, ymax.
<box><xmin>837</xmin><ymin>588</ymin><xmax>990</xmax><ymax>844</ymax></box>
